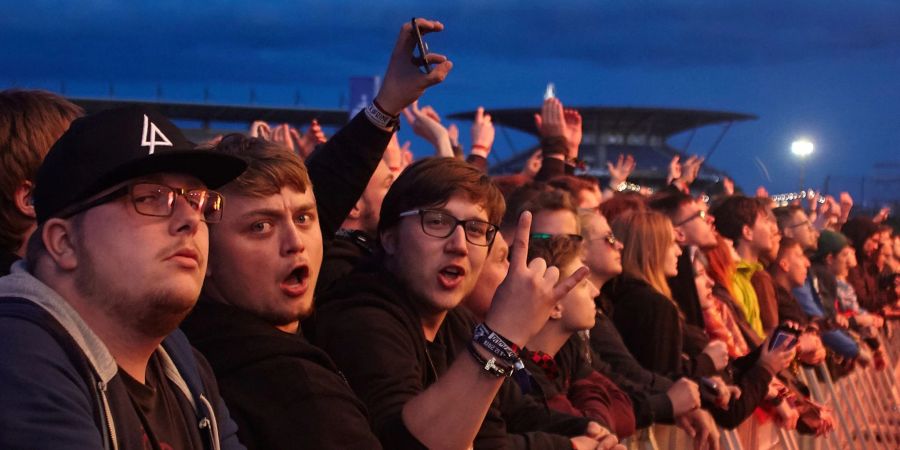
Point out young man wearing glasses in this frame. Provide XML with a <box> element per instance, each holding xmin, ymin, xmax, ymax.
<box><xmin>0</xmin><ymin>106</ymin><xmax>247</xmax><ymax>449</ymax></box>
<box><xmin>314</xmin><ymin>157</ymin><xmax>623</xmax><ymax>449</ymax></box>
<box><xmin>179</xmin><ymin>18</ymin><xmax>452</xmax><ymax>450</ymax></box>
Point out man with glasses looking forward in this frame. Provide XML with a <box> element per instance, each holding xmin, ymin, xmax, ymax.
<box><xmin>315</xmin><ymin>157</ymin><xmax>625</xmax><ymax>449</ymax></box>
<box><xmin>0</xmin><ymin>106</ymin><xmax>246</xmax><ymax>449</ymax></box>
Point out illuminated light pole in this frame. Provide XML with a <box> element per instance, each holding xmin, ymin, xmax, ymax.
<box><xmin>791</xmin><ymin>139</ymin><xmax>814</xmax><ymax>190</ymax></box>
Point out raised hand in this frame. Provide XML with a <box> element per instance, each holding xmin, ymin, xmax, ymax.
<box><xmin>838</xmin><ymin>192</ymin><xmax>854</xmax><ymax>224</ymax></box>
<box><xmin>470</xmin><ymin>106</ymin><xmax>495</xmax><ymax>158</ymax></box>
<box><xmin>402</xmin><ymin>100</ymin><xmax>453</xmax><ymax>157</ymax></box>
<box><xmin>533</xmin><ymin>97</ymin><xmax>566</xmax><ymax>139</ymax></box>
<box><xmin>249</xmin><ymin>120</ymin><xmax>271</xmax><ymax>139</ymax></box>
<box><xmin>667</xmin><ymin>156</ymin><xmax>682</xmax><ymax>185</ymax></box>
<box><xmin>375</xmin><ymin>18</ymin><xmax>452</xmax><ymax>116</ymax></box>
<box><xmin>563</xmin><ymin>108</ymin><xmax>582</xmax><ymax>159</ymax></box>
<box><xmin>271</xmin><ymin>124</ymin><xmax>295</xmax><ymax>153</ymax></box>
<box><xmin>485</xmin><ymin>211</ymin><xmax>590</xmax><ymax>347</ymax></box>
<box><xmin>400</xmin><ymin>141</ymin><xmax>414</xmax><ymax>170</ymax></box>
<box><xmin>292</xmin><ymin>119</ymin><xmax>327</xmax><ymax>158</ymax></box>
<box><xmin>606</xmin><ymin>154</ymin><xmax>636</xmax><ymax>188</ymax></box>
<box><xmin>722</xmin><ymin>177</ymin><xmax>735</xmax><ymax>196</ymax></box>
<box><xmin>447</xmin><ymin>123</ymin><xmax>460</xmax><ymax>147</ymax></box>
<box><xmin>681</xmin><ymin>155</ymin><xmax>704</xmax><ymax>185</ymax></box>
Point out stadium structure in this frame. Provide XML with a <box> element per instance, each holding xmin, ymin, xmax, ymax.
<box><xmin>449</xmin><ymin>107</ymin><xmax>757</xmax><ymax>192</ymax></box>
<box><xmin>70</xmin><ymin>97</ymin><xmax>756</xmax><ymax>193</ymax></box>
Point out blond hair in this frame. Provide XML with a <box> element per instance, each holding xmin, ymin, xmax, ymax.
<box><xmin>612</xmin><ymin>210</ymin><xmax>674</xmax><ymax>299</ymax></box>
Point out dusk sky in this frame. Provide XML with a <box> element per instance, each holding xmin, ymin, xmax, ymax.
<box><xmin>3</xmin><ymin>1</ymin><xmax>898</xmax><ymax>206</ymax></box>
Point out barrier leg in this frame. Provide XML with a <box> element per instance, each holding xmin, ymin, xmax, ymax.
<box><xmin>798</xmin><ymin>367</ymin><xmax>840</xmax><ymax>450</ymax></box>
<box><xmin>817</xmin><ymin>362</ymin><xmax>862</xmax><ymax>450</ymax></box>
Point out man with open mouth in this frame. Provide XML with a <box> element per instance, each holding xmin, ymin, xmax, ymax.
<box><xmin>315</xmin><ymin>156</ymin><xmax>624</xmax><ymax>449</ymax></box>
<box><xmin>179</xmin><ymin>18</ymin><xmax>451</xmax><ymax>450</ymax></box>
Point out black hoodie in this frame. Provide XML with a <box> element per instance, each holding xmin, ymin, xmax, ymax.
<box><xmin>181</xmin><ymin>299</ymin><xmax>382</xmax><ymax>450</ymax></box>
<box><xmin>315</xmin><ymin>265</ymin><xmax>588</xmax><ymax>449</ymax></box>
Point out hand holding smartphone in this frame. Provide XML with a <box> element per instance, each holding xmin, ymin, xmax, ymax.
<box><xmin>769</xmin><ymin>322</ymin><xmax>801</xmax><ymax>351</ymax></box>
<box><xmin>411</xmin><ymin>18</ymin><xmax>431</xmax><ymax>74</ymax></box>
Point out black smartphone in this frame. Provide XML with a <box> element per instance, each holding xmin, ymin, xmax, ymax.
<box><xmin>768</xmin><ymin>323</ymin><xmax>801</xmax><ymax>351</ymax></box>
<box><xmin>411</xmin><ymin>18</ymin><xmax>431</xmax><ymax>74</ymax></box>
<box><xmin>699</xmin><ymin>377</ymin><xmax>719</xmax><ymax>404</ymax></box>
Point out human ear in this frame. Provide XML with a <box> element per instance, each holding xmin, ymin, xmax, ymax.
<box><xmin>14</xmin><ymin>181</ymin><xmax>36</xmax><ymax>219</ymax></box>
<box><xmin>549</xmin><ymin>302</ymin><xmax>564</xmax><ymax>320</ymax></box>
<box><xmin>673</xmin><ymin>227</ymin><xmax>687</xmax><ymax>244</ymax></box>
<box><xmin>347</xmin><ymin>200</ymin><xmax>363</xmax><ymax>220</ymax></box>
<box><xmin>380</xmin><ymin>228</ymin><xmax>398</xmax><ymax>255</ymax></box>
<box><xmin>42</xmin><ymin>218</ymin><xmax>79</xmax><ymax>270</ymax></box>
<box><xmin>741</xmin><ymin>224</ymin><xmax>753</xmax><ymax>242</ymax></box>
<box><xmin>778</xmin><ymin>258</ymin><xmax>790</xmax><ymax>273</ymax></box>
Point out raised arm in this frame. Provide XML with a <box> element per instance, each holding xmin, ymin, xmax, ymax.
<box><xmin>401</xmin><ymin>212</ymin><xmax>590</xmax><ymax>449</ymax></box>
<box><xmin>305</xmin><ymin>18</ymin><xmax>451</xmax><ymax>241</ymax></box>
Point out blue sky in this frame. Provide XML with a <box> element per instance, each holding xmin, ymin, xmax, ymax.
<box><xmin>3</xmin><ymin>0</ymin><xmax>899</xmax><ymax>205</ymax></box>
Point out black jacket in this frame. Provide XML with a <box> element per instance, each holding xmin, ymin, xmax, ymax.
<box><xmin>604</xmin><ymin>275</ymin><xmax>707</xmax><ymax>377</ymax></box>
<box><xmin>316</xmin><ymin>229</ymin><xmax>377</xmax><ymax>301</ymax></box>
<box><xmin>604</xmin><ymin>276</ymin><xmax>773</xmax><ymax>428</ymax></box>
<box><xmin>181</xmin><ymin>300</ymin><xmax>381</xmax><ymax>449</ymax></box>
<box><xmin>587</xmin><ymin>306</ymin><xmax>675</xmax><ymax>428</ymax></box>
<box><xmin>182</xmin><ymin>110</ymin><xmax>392</xmax><ymax>449</ymax></box>
<box><xmin>316</xmin><ymin>266</ymin><xmax>588</xmax><ymax>449</ymax></box>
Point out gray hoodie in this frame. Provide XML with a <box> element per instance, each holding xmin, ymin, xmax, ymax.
<box><xmin>0</xmin><ymin>262</ymin><xmax>244</xmax><ymax>450</ymax></box>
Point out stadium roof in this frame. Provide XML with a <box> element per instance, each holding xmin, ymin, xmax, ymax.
<box><xmin>70</xmin><ymin>97</ymin><xmax>349</xmax><ymax>126</ymax></box>
<box><xmin>449</xmin><ymin>106</ymin><xmax>756</xmax><ymax>138</ymax></box>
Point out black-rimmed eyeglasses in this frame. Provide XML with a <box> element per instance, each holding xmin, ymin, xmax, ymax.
<box><xmin>61</xmin><ymin>183</ymin><xmax>225</xmax><ymax>223</ymax></box>
<box><xmin>674</xmin><ymin>210</ymin><xmax>708</xmax><ymax>228</ymax></box>
<box><xmin>399</xmin><ymin>209</ymin><xmax>498</xmax><ymax>247</ymax></box>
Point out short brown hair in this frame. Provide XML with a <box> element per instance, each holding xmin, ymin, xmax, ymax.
<box><xmin>711</xmin><ymin>195</ymin><xmax>768</xmax><ymax>245</ymax></box>
<box><xmin>501</xmin><ymin>182</ymin><xmax>551</xmax><ymax>231</ymax></box>
<box><xmin>527</xmin><ymin>234</ymin><xmax>581</xmax><ymax>273</ymax></box>
<box><xmin>379</xmin><ymin>157</ymin><xmax>505</xmax><ymax>236</ymax></box>
<box><xmin>548</xmin><ymin>175</ymin><xmax>596</xmax><ymax>199</ymax></box>
<box><xmin>521</xmin><ymin>189</ymin><xmax>578</xmax><ymax>220</ymax></box>
<box><xmin>599</xmin><ymin>191</ymin><xmax>647</xmax><ymax>224</ymax></box>
<box><xmin>648</xmin><ymin>187</ymin><xmax>694</xmax><ymax>221</ymax></box>
<box><xmin>0</xmin><ymin>89</ymin><xmax>83</xmax><ymax>252</ymax></box>
<box><xmin>207</xmin><ymin>134</ymin><xmax>311</xmax><ymax>197</ymax></box>
<box><xmin>773</xmin><ymin>205</ymin><xmax>803</xmax><ymax>233</ymax></box>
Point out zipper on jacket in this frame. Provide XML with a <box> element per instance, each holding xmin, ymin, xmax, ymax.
<box><xmin>98</xmin><ymin>380</ymin><xmax>119</xmax><ymax>450</ymax></box>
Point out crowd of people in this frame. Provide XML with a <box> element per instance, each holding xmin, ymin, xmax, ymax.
<box><xmin>1</xmin><ymin>17</ymin><xmax>898</xmax><ymax>450</ymax></box>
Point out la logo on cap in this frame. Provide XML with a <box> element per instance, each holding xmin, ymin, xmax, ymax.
<box><xmin>141</xmin><ymin>114</ymin><xmax>173</xmax><ymax>154</ymax></box>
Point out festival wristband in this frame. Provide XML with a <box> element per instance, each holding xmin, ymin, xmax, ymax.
<box><xmin>467</xmin><ymin>342</ymin><xmax>515</xmax><ymax>378</ymax></box>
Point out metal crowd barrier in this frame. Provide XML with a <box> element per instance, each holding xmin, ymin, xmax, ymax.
<box><xmin>630</xmin><ymin>321</ymin><xmax>900</xmax><ymax>449</ymax></box>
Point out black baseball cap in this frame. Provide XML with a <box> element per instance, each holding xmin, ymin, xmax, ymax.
<box><xmin>34</xmin><ymin>105</ymin><xmax>247</xmax><ymax>223</ymax></box>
